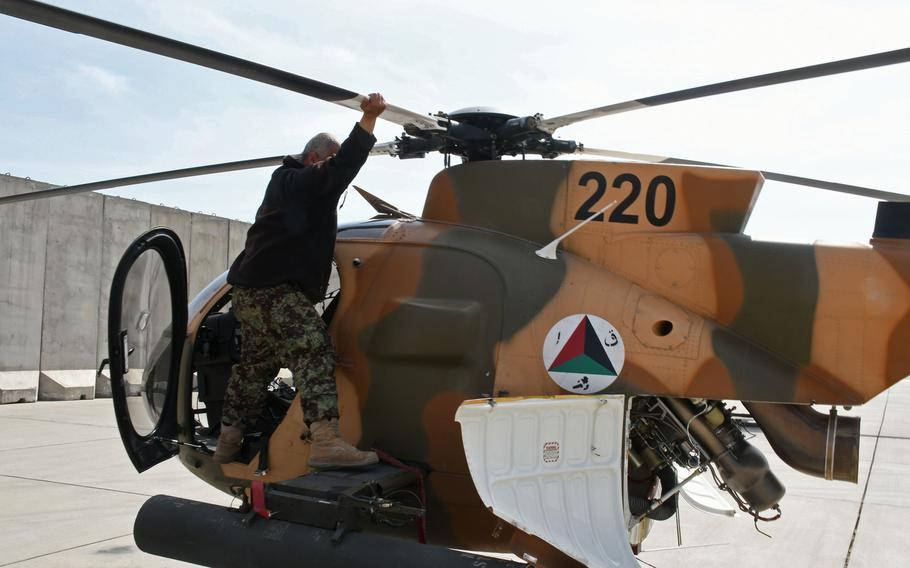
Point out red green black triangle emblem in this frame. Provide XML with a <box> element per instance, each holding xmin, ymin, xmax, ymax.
<box><xmin>548</xmin><ymin>316</ymin><xmax>618</xmax><ymax>376</ymax></box>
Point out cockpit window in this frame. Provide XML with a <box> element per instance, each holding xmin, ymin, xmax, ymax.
<box><xmin>120</xmin><ymin>249</ymin><xmax>173</xmax><ymax>437</ymax></box>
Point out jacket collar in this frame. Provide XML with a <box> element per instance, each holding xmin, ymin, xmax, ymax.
<box><xmin>284</xmin><ymin>154</ymin><xmax>306</xmax><ymax>168</ymax></box>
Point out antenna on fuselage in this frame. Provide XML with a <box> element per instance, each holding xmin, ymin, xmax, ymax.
<box><xmin>535</xmin><ymin>200</ymin><xmax>617</xmax><ymax>260</ymax></box>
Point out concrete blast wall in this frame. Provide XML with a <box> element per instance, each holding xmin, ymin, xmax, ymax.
<box><xmin>0</xmin><ymin>178</ymin><xmax>49</xmax><ymax>403</ymax></box>
<box><xmin>0</xmin><ymin>174</ymin><xmax>250</xmax><ymax>403</ymax></box>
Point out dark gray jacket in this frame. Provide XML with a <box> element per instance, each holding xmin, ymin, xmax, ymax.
<box><xmin>227</xmin><ymin>123</ymin><xmax>375</xmax><ymax>301</ymax></box>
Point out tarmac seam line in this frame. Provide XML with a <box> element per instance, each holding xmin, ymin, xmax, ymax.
<box><xmin>776</xmin><ymin>493</ymin><xmax>868</xmax><ymax>507</ymax></box>
<box><xmin>843</xmin><ymin>389</ymin><xmax>889</xmax><ymax>568</ymax></box>
<box><xmin>0</xmin><ymin>436</ymin><xmax>120</xmax><ymax>453</ymax></box>
<box><xmin>0</xmin><ymin>473</ymin><xmax>154</xmax><ymax>498</ymax></box>
<box><xmin>859</xmin><ymin>433</ymin><xmax>910</xmax><ymax>441</ymax></box>
<box><xmin>848</xmin><ymin>500</ymin><xmax>910</xmax><ymax>511</ymax></box>
<box><xmin>0</xmin><ymin>415</ymin><xmax>116</xmax><ymax>429</ymax></box>
<box><xmin>640</xmin><ymin>541</ymin><xmax>730</xmax><ymax>553</ymax></box>
<box><xmin>0</xmin><ymin>532</ymin><xmax>133</xmax><ymax>567</ymax></box>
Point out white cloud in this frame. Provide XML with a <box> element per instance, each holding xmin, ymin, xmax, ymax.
<box><xmin>71</xmin><ymin>64</ymin><xmax>130</xmax><ymax>97</ymax></box>
<box><xmin>140</xmin><ymin>1</ymin><xmax>362</xmax><ymax>76</ymax></box>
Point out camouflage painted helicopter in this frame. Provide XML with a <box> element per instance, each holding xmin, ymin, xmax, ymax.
<box><xmin>3</xmin><ymin>1</ymin><xmax>910</xmax><ymax>567</ymax></box>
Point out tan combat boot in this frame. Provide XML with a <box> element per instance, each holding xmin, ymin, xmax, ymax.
<box><xmin>213</xmin><ymin>424</ymin><xmax>245</xmax><ymax>464</ymax></box>
<box><xmin>307</xmin><ymin>419</ymin><xmax>378</xmax><ymax>469</ymax></box>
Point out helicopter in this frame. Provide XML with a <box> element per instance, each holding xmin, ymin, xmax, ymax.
<box><xmin>3</xmin><ymin>1</ymin><xmax>910</xmax><ymax>567</ymax></box>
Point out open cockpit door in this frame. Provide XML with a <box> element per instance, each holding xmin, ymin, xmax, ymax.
<box><xmin>108</xmin><ymin>228</ymin><xmax>187</xmax><ymax>472</ymax></box>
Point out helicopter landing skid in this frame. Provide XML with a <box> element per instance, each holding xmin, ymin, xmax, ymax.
<box><xmin>455</xmin><ymin>395</ymin><xmax>638</xmax><ymax>568</ymax></box>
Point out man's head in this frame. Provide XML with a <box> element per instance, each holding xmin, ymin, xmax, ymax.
<box><xmin>302</xmin><ymin>133</ymin><xmax>341</xmax><ymax>166</ymax></box>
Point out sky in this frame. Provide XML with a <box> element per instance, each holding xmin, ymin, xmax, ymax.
<box><xmin>1</xmin><ymin>0</ymin><xmax>908</xmax><ymax>244</ymax></box>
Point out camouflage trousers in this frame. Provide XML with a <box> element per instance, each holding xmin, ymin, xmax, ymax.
<box><xmin>222</xmin><ymin>283</ymin><xmax>339</xmax><ymax>428</ymax></box>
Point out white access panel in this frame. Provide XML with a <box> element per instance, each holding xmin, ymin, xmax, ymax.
<box><xmin>455</xmin><ymin>396</ymin><xmax>639</xmax><ymax>568</ymax></box>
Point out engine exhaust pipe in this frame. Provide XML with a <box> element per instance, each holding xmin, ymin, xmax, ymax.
<box><xmin>134</xmin><ymin>495</ymin><xmax>525</xmax><ymax>568</ymax></box>
<box><xmin>662</xmin><ymin>398</ymin><xmax>785</xmax><ymax>512</ymax></box>
<box><xmin>743</xmin><ymin>402</ymin><xmax>860</xmax><ymax>483</ymax></box>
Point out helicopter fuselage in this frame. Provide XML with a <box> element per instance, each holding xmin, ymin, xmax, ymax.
<box><xmin>131</xmin><ymin>159</ymin><xmax>910</xmax><ymax>559</ymax></box>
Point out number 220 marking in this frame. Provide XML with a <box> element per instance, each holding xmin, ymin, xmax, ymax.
<box><xmin>574</xmin><ymin>171</ymin><xmax>676</xmax><ymax>226</ymax></box>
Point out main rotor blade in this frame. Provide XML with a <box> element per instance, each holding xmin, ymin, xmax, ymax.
<box><xmin>0</xmin><ymin>156</ymin><xmax>283</xmax><ymax>205</ymax></box>
<box><xmin>577</xmin><ymin>146</ymin><xmax>910</xmax><ymax>202</ymax></box>
<box><xmin>541</xmin><ymin>47</ymin><xmax>910</xmax><ymax>132</ymax></box>
<box><xmin>0</xmin><ymin>0</ymin><xmax>441</xmax><ymax>132</ymax></box>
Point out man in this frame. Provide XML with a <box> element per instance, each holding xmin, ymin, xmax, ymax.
<box><xmin>213</xmin><ymin>93</ymin><xmax>387</xmax><ymax>468</ymax></box>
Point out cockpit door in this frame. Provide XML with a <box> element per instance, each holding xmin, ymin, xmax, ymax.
<box><xmin>108</xmin><ymin>228</ymin><xmax>187</xmax><ymax>472</ymax></box>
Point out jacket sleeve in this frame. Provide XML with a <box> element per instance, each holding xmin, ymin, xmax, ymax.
<box><xmin>281</xmin><ymin>123</ymin><xmax>376</xmax><ymax>203</ymax></box>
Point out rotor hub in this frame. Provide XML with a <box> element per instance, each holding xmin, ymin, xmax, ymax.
<box><xmin>396</xmin><ymin>107</ymin><xmax>575</xmax><ymax>162</ymax></box>
<box><xmin>447</xmin><ymin>107</ymin><xmax>518</xmax><ymax>130</ymax></box>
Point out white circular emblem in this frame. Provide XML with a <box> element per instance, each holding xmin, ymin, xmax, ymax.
<box><xmin>542</xmin><ymin>314</ymin><xmax>625</xmax><ymax>394</ymax></box>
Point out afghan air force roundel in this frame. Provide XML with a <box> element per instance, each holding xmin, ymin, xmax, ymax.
<box><xmin>542</xmin><ymin>314</ymin><xmax>625</xmax><ymax>394</ymax></box>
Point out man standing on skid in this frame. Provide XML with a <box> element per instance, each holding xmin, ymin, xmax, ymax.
<box><xmin>214</xmin><ymin>93</ymin><xmax>387</xmax><ymax>467</ymax></box>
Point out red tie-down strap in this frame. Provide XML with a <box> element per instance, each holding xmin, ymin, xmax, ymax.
<box><xmin>374</xmin><ymin>448</ymin><xmax>427</xmax><ymax>544</ymax></box>
<box><xmin>251</xmin><ymin>479</ymin><xmax>271</xmax><ymax>519</ymax></box>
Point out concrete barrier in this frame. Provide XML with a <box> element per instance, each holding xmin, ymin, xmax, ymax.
<box><xmin>0</xmin><ymin>371</ymin><xmax>39</xmax><ymax>404</ymax></box>
<box><xmin>38</xmin><ymin>192</ymin><xmax>104</xmax><ymax>401</ymax></box>
<box><xmin>151</xmin><ymin>205</ymin><xmax>192</xmax><ymax>256</ymax></box>
<box><xmin>188</xmin><ymin>213</ymin><xmax>229</xmax><ymax>299</ymax></box>
<box><xmin>0</xmin><ymin>176</ymin><xmax>50</xmax><ymax>403</ymax></box>
<box><xmin>38</xmin><ymin>370</ymin><xmax>96</xmax><ymax>401</ymax></box>
<box><xmin>228</xmin><ymin>219</ymin><xmax>248</xmax><ymax>267</ymax></box>
<box><xmin>0</xmin><ymin>174</ymin><xmax>251</xmax><ymax>404</ymax></box>
<box><xmin>94</xmin><ymin>196</ymin><xmax>152</xmax><ymax>400</ymax></box>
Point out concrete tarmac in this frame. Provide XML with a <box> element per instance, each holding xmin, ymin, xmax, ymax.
<box><xmin>0</xmin><ymin>399</ymin><xmax>231</xmax><ymax>567</ymax></box>
<box><xmin>1</xmin><ymin>384</ymin><xmax>908</xmax><ymax>567</ymax></box>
